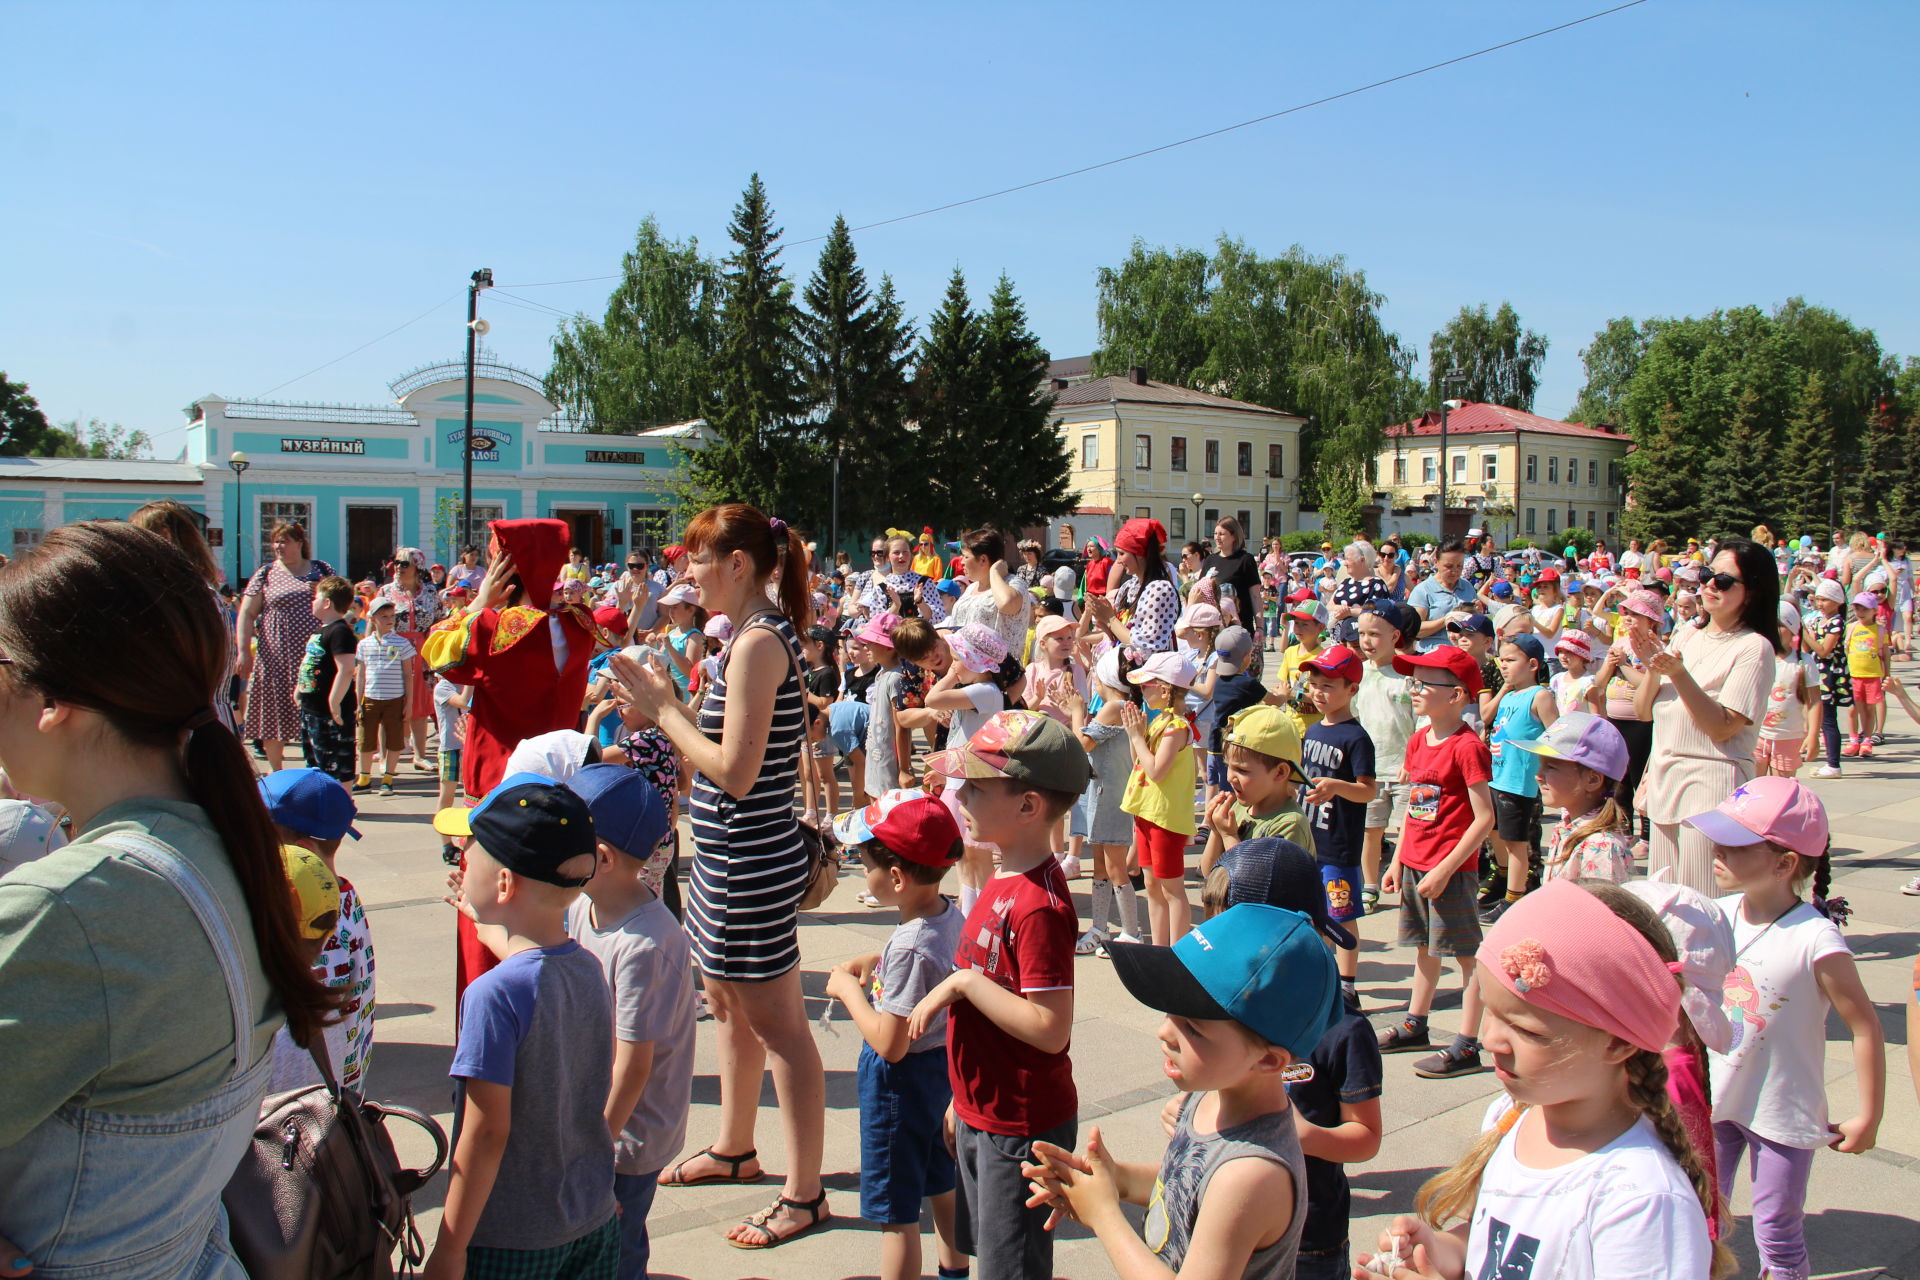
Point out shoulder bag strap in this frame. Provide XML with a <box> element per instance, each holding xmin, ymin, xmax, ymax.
<box><xmin>96</xmin><ymin>830</ymin><xmax>257</xmax><ymax>1083</ymax></box>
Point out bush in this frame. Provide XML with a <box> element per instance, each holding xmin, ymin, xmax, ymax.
<box><xmin>1281</xmin><ymin>529</ymin><xmax>1330</xmax><ymax>553</ymax></box>
<box><xmin>1557</xmin><ymin>527</ymin><xmax>1598</xmax><ymax>558</ymax></box>
<box><xmin>1505</xmin><ymin>536</ymin><xmax>1534</xmax><ymax>551</ymax></box>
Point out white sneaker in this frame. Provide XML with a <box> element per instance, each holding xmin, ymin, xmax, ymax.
<box><xmin>1813</xmin><ymin>764</ymin><xmax>1842</xmax><ymax>778</ymax></box>
<box><xmin>1902</xmin><ymin>876</ymin><xmax>1920</xmax><ymax>896</ymax></box>
<box><xmin>1096</xmin><ymin>931</ymin><xmax>1144</xmax><ymax>958</ymax></box>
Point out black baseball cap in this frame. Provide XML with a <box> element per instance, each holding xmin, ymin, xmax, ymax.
<box><xmin>434</xmin><ymin>772</ymin><xmax>597</xmax><ymax>887</ymax></box>
<box><xmin>1215</xmin><ymin>837</ymin><xmax>1355</xmax><ymax>949</ymax></box>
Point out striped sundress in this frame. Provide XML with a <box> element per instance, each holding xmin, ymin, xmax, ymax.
<box><xmin>685</xmin><ymin>611</ymin><xmax>811</xmax><ymax>981</ymax></box>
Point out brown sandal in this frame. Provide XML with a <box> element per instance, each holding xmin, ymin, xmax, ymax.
<box><xmin>659</xmin><ymin>1146</ymin><xmax>761</xmax><ymax>1187</ymax></box>
<box><xmin>726</xmin><ymin>1191</ymin><xmax>830</xmax><ymax>1249</ymax></box>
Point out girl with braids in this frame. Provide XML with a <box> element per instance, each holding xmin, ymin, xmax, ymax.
<box><xmin>1685</xmin><ymin>777</ymin><xmax>1884</xmax><ymax>1280</ymax></box>
<box><xmin>0</xmin><ymin>522</ymin><xmax>344</xmax><ymax>1277</ymax></box>
<box><xmin>1358</xmin><ymin>879</ymin><xmax>1727</xmax><ymax>1280</ymax></box>
<box><xmin>609</xmin><ymin>504</ymin><xmax>831</xmax><ymax>1249</ymax></box>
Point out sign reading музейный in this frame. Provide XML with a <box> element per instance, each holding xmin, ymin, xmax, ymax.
<box><xmin>281</xmin><ymin>437</ymin><xmax>365</xmax><ymax>455</ymax></box>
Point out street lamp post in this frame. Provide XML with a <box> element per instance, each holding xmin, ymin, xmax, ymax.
<box><xmin>461</xmin><ymin>268</ymin><xmax>494</xmax><ymax>552</ymax></box>
<box><xmin>1437</xmin><ymin>369</ymin><xmax>1466</xmax><ymax>538</ymax></box>
<box><xmin>1190</xmin><ymin>492</ymin><xmax>1203</xmax><ymax>543</ymax></box>
<box><xmin>227</xmin><ymin>451</ymin><xmax>250</xmax><ymax>586</ymax></box>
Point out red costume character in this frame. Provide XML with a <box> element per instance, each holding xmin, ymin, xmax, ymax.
<box><xmin>425</xmin><ymin>517</ymin><xmax>595</xmax><ymax>998</ymax></box>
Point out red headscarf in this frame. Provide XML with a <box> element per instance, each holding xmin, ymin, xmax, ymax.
<box><xmin>1114</xmin><ymin>517</ymin><xmax>1167</xmax><ymax>557</ymax></box>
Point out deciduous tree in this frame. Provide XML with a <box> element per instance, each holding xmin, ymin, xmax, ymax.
<box><xmin>1427</xmin><ymin>302</ymin><xmax>1548</xmax><ymax>411</ymax></box>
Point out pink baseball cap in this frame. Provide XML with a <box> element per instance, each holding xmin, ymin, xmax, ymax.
<box><xmin>1301</xmin><ymin>643</ymin><xmax>1364</xmax><ymax>684</ymax></box>
<box><xmin>1683</xmin><ymin>776</ymin><xmax>1829</xmax><ymax>859</ymax></box>
<box><xmin>856</xmin><ymin>612</ymin><xmax>900</xmax><ymax>648</ymax></box>
<box><xmin>1127</xmin><ymin>649</ymin><xmax>1197</xmax><ymax>689</ymax></box>
<box><xmin>659</xmin><ymin>583</ymin><xmax>698</xmax><ymax>607</ymax></box>
<box><xmin>1852</xmin><ymin>592</ymin><xmax>1879</xmax><ymax>608</ymax></box>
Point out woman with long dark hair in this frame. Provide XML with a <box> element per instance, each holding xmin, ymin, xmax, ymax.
<box><xmin>0</xmin><ymin>522</ymin><xmax>342</xmax><ymax>1277</ymax></box>
<box><xmin>609</xmin><ymin>504</ymin><xmax>829</xmax><ymax>1249</ymax></box>
<box><xmin>1635</xmin><ymin>538</ymin><xmax>1780</xmax><ymax>892</ymax></box>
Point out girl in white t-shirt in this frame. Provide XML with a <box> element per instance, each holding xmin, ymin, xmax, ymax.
<box><xmin>921</xmin><ymin>623</ymin><xmax>1021</xmax><ymax>912</ymax></box>
<box><xmin>1360</xmin><ymin>879</ymin><xmax>1727</xmax><ymax>1280</ymax></box>
<box><xmin>1685</xmin><ymin>776</ymin><xmax>1884</xmax><ymax>1280</ymax></box>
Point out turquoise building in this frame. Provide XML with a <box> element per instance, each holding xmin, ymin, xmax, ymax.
<box><xmin>1</xmin><ymin>355</ymin><xmax>707</xmax><ymax>583</ymax></box>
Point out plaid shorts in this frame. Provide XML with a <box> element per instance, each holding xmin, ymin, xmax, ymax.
<box><xmin>1396</xmin><ymin>864</ymin><xmax>1483</xmax><ymax>958</ymax></box>
<box><xmin>465</xmin><ymin>1217</ymin><xmax>618</xmax><ymax>1280</ymax></box>
<box><xmin>440</xmin><ymin>746</ymin><xmax>463</xmax><ymax>784</ymax></box>
<box><xmin>300</xmin><ymin>707</ymin><xmax>356</xmax><ymax>782</ymax></box>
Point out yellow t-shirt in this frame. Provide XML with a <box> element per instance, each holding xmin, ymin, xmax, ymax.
<box><xmin>1279</xmin><ymin>641</ymin><xmax>1325</xmax><ymax>728</ymax></box>
<box><xmin>1847</xmin><ymin>619</ymin><xmax>1886</xmax><ymax>678</ymax></box>
<box><xmin>1121</xmin><ymin>709</ymin><xmax>1197</xmax><ymax>835</ymax></box>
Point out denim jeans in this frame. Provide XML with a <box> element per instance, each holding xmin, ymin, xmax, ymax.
<box><xmin>613</xmin><ymin>1171</ymin><xmax>660</xmax><ymax>1280</ymax></box>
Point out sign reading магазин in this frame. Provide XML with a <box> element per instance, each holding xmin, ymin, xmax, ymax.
<box><xmin>281</xmin><ymin>437</ymin><xmax>366</xmax><ymax>455</ymax></box>
<box><xmin>585</xmin><ymin>450</ymin><xmax>646</xmax><ymax>464</ymax></box>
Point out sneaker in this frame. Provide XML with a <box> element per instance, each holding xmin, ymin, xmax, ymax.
<box><xmin>351</xmin><ymin>775</ymin><xmax>372</xmax><ymax>793</ymax></box>
<box><xmin>1842</xmin><ymin>738</ymin><xmax>1861</xmax><ymax>757</ymax></box>
<box><xmin>1342</xmin><ymin>986</ymin><xmax>1363</xmax><ymax>1017</ymax></box>
<box><xmin>1378</xmin><ymin>1019</ymin><xmax>1431</xmax><ymax>1054</ymax></box>
<box><xmin>1860</xmin><ymin>738</ymin><xmax>1875</xmax><ymax>758</ymax></box>
<box><xmin>1813</xmin><ymin>764</ymin><xmax>1842</xmax><ymax>778</ymax></box>
<box><xmin>856</xmin><ymin>891</ymin><xmax>883</xmax><ymax>908</ymax></box>
<box><xmin>1096</xmin><ymin>931</ymin><xmax>1143</xmax><ymax>959</ymax></box>
<box><xmin>379</xmin><ymin>777</ymin><xmax>395</xmax><ymax>798</ymax></box>
<box><xmin>1479</xmin><ymin>896</ymin><xmax>1517</xmax><ymax>926</ymax></box>
<box><xmin>1413</xmin><ymin>1045</ymin><xmax>1487</xmax><ymax>1079</ymax></box>
<box><xmin>1903</xmin><ymin>875</ymin><xmax>1920</xmax><ymax>896</ymax></box>
<box><xmin>441</xmin><ymin>842</ymin><xmax>461</xmax><ymax>867</ymax></box>
<box><xmin>1475</xmin><ymin>876</ymin><xmax>1505</xmax><ymax>909</ymax></box>
<box><xmin>1361</xmin><ymin>885</ymin><xmax>1381</xmax><ymax>914</ymax></box>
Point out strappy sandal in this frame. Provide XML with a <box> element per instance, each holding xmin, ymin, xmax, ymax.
<box><xmin>726</xmin><ymin>1191</ymin><xmax>831</xmax><ymax>1250</ymax></box>
<box><xmin>659</xmin><ymin>1146</ymin><xmax>761</xmax><ymax>1187</ymax></box>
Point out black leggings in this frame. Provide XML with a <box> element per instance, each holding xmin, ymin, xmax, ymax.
<box><xmin>1821</xmin><ymin>701</ymin><xmax>1843</xmax><ymax>768</ymax></box>
<box><xmin>1609</xmin><ymin>716</ymin><xmax>1654</xmax><ymax>839</ymax></box>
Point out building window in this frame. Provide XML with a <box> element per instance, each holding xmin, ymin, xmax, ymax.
<box><xmin>1423</xmin><ymin>455</ymin><xmax>1436</xmax><ymax>484</ymax></box>
<box><xmin>1525</xmin><ymin>507</ymin><xmax>1536</xmax><ymax>535</ymax></box>
<box><xmin>1237</xmin><ymin>510</ymin><xmax>1252</xmax><ymax>538</ymax></box>
<box><xmin>1237</xmin><ymin>442</ymin><xmax>1252</xmax><ymax>476</ymax></box>
<box><xmin>1607</xmin><ymin>510</ymin><xmax>1617</xmax><ymax>533</ymax></box>
<box><xmin>259</xmin><ymin>501</ymin><xmax>314</xmax><ymax>568</ymax></box>
<box><xmin>1134</xmin><ymin>506</ymin><xmax>1152</xmax><ymax>519</ymax></box>
<box><xmin>1587</xmin><ymin>459</ymin><xmax>1598</xmax><ymax>487</ymax></box>
<box><xmin>1170</xmin><ymin>506</ymin><xmax>1186</xmax><ymax>538</ymax></box>
<box><xmin>1170</xmin><ymin>436</ymin><xmax>1187</xmax><ymax>472</ymax></box>
<box><xmin>1452</xmin><ymin>453</ymin><xmax>1467</xmax><ymax>481</ymax></box>
<box><xmin>1204</xmin><ymin>507</ymin><xmax>1219</xmax><ymax>531</ymax></box>
<box><xmin>1567</xmin><ymin>509</ymin><xmax>1577</xmax><ymax>532</ymax></box>
<box><xmin>628</xmin><ymin>508</ymin><xmax>672</xmax><ymax>555</ymax></box>
<box><xmin>1526</xmin><ymin>454</ymin><xmax>1537</xmax><ymax>482</ymax></box>
<box><xmin>1547</xmin><ymin>508</ymin><xmax>1557</xmax><ymax>534</ymax></box>
<box><xmin>1548</xmin><ymin>457</ymin><xmax>1559</xmax><ymax>484</ymax></box>
<box><xmin>1204</xmin><ymin>440</ymin><xmax>1220</xmax><ymax>474</ymax></box>
<box><xmin>1393</xmin><ymin>455</ymin><xmax>1407</xmax><ymax>484</ymax></box>
<box><xmin>1081</xmin><ymin>434</ymin><xmax>1098</xmax><ymax>469</ymax></box>
<box><xmin>1134</xmin><ymin>434</ymin><xmax>1151</xmax><ymax>470</ymax></box>
<box><xmin>1483</xmin><ymin>453</ymin><xmax>1498</xmax><ymax>482</ymax></box>
<box><xmin>1267</xmin><ymin>510</ymin><xmax>1283</xmax><ymax>538</ymax></box>
<box><xmin>1586</xmin><ymin>509</ymin><xmax>1596</xmax><ymax>529</ymax></box>
<box><xmin>1567</xmin><ymin>457</ymin><xmax>1578</xmax><ymax>486</ymax></box>
<box><xmin>11</xmin><ymin>528</ymin><xmax>42</xmax><ymax>551</ymax></box>
<box><xmin>1268</xmin><ymin>443</ymin><xmax>1283</xmax><ymax>477</ymax></box>
<box><xmin>1607</xmin><ymin>460</ymin><xmax>1621</xmax><ymax>491</ymax></box>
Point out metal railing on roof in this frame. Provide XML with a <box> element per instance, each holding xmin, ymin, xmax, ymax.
<box><xmin>219</xmin><ymin>400</ymin><xmax>416</xmax><ymax>425</ymax></box>
<box><xmin>388</xmin><ymin>350</ymin><xmax>549</xmax><ymax>399</ymax></box>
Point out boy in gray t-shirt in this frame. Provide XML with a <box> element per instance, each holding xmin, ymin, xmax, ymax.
<box><xmin>826</xmin><ymin>791</ymin><xmax>969</xmax><ymax>1280</ymax></box>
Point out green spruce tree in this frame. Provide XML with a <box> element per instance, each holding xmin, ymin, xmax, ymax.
<box><xmin>687</xmin><ymin>175</ymin><xmax>809</xmax><ymax>518</ymax></box>
<box><xmin>909</xmin><ymin>268</ymin><xmax>985</xmax><ymax>536</ymax></box>
<box><xmin>1621</xmin><ymin>402</ymin><xmax>1698</xmax><ymax>545</ymax></box>
<box><xmin>1845</xmin><ymin>396</ymin><xmax>1903</xmax><ymax>534</ymax></box>
<box><xmin>1699</xmin><ymin>389</ymin><xmax>1783</xmax><ymax>540</ymax></box>
<box><xmin>798</xmin><ymin>216</ymin><xmax>915</xmax><ymax>548</ymax></box>
<box><xmin>970</xmin><ymin>273</ymin><xmax>1077</xmax><ymax>534</ymax></box>
<box><xmin>1776</xmin><ymin>372</ymin><xmax>1835</xmax><ymax>540</ymax></box>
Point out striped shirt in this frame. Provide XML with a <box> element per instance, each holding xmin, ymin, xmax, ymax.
<box><xmin>355</xmin><ymin>632</ymin><xmax>416</xmax><ymax>701</ymax></box>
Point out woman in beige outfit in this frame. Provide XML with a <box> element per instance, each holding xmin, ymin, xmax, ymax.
<box><xmin>1634</xmin><ymin>539</ymin><xmax>1780</xmax><ymax>892</ymax></box>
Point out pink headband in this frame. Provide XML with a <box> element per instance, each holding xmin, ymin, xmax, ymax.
<box><xmin>1477</xmin><ymin>880</ymin><xmax>1680</xmax><ymax>1054</ymax></box>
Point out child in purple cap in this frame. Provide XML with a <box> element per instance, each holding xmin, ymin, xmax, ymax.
<box><xmin>1508</xmin><ymin>712</ymin><xmax>1634</xmax><ymax>884</ymax></box>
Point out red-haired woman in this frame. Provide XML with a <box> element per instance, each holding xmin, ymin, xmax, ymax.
<box><xmin>609</xmin><ymin>504</ymin><xmax>829</xmax><ymax>1249</ymax></box>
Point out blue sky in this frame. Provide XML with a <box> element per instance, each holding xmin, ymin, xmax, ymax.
<box><xmin>7</xmin><ymin>1</ymin><xmax>1917</xmax><ymax>457</ymax></box>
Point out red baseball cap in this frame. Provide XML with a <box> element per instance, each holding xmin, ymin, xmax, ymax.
<box><xmin>1536</xmin><ymin>567</ymin><xmax>1561</xmax><ymax>582</ymax></box>
<box><xmin>591</xmin><ymin>605</ymin><xmax>628</xmax><ymax>633</ymax></box>
<box><xmin>1392</xmin><ymin>645</ymin><xmax>1484</xmax><ymax>698</ymax></box>
<box><xmin>832</xmin><ymin>789</ymin><xmax>963</xmax><ymax>867</ymax></box>
<box><xmin>1302</xmin><ymin>643</ymin><xmax>1364</xmax><ymax>683</ymax></box>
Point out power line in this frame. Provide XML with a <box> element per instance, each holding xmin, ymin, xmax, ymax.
<box><xmin>253</xmin><ymin>290</ymin><xmax>461</xmax><ymax>397</ymax></box>
<box><xmin>498</xmin><ymin>0</ymin><xmax>1650</xmax><ymax>291</ymax></box>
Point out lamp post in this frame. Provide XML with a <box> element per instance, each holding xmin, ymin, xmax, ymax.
<box><xmin>1190</xmin><ymin>492</ymin><xmax>1203</xmax><ymax>543</ymax></box>
<box><xmin>1437</xmin><ymin>368</ymin><xmax>1466</xmax><ymax>538</ymax></box>
<box><xmin>227</xmin><ymin>450</ymin><xmax>250</xmax><ymax>586</ymax></box>
<box><xmin>461</xmin><ymin>268</ymin><xmax>494</xmax><ymax>552</ymax></box>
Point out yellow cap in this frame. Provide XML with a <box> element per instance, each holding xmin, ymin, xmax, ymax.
<box><xmin>281</xmin><ymin>844</ymin><xmax>340</xmax><ymax>941</ymax></box>
<box><xmin>433</xmin><ymin>804</ymin><xmax>475</xmax><ymax>837</ymax></box>
<box><xmin>1223</xmin><ymin>704</ymin><xmax>1305</xmax><ymax>777</ymax></box>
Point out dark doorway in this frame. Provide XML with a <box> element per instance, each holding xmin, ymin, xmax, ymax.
<box><xmin>556</xmin><ymin>509</ymin><xmax>605</xmax><ymax>562</ymax></box>
<box><xmin>346</xmin><ymin>506</ymin><xmax>398</xmax><ymax>583</ymax></box>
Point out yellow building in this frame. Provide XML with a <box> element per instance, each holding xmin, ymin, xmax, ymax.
<box><xmin>1047</xmin><ymin>367</ymin><xmax>1306</xmax><ymax>545</ymax></box>
<box><xmin>1373</xmin><ymin>402</ymin><xmax>1632</xmax><ymax>546</ymax></box>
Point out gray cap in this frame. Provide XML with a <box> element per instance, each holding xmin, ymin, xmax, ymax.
<box><xmin>1214</xmin><ymin>625</ymin><xmax>1254</xmax><ymax>666</ymax></box>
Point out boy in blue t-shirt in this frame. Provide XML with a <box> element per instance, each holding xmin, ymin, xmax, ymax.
<box><xmin>429</xmin><ymin>774</ymin><xmax>618</xmax><ymax>1280</ymax></box>
<box><xmin>1300</xmin><ymin>645</ymin><xmax>1378</xmax><ymax>1014</ymax></box>
<box><xmin>826</xmin><ymin>791</ymin><xmax>970</xmax><ymax>1280</ymax></box>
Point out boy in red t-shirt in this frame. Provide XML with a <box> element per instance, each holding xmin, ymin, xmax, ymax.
<box><xmin>910</xmin><ymin>710</ymin><xmax>1091</xmax><ymax>1280</ymax></box>
<box><xmin>1376</xmin><ymin>646</ymin><xmax>1496</xmax><ymax>1081</ymax></box>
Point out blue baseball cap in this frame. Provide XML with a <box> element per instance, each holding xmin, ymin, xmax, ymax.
<box><xmin>433</xmin><ymin>772</ymin><xmax>596</xmax><ymax>887</ymax></box>
<box><xmin>1110</xmin><ymin>904</ymin><xmax>1340</xmax><ymax>1058</ymax></box>
<box><xmin>1503</xmin><ymin>632</ymin><xmax>1548</xmax><ymax>666</ymax></box>
<box><xmin>1446</xmin><ymin>612</ymin><xmax>1494</xmax><ymax>638</ymax></box>
<box><xmin>1490</xmin><ymin>580</ymin><xmax>1514</xmax><ymax>598</ymax></box>
<box><xmin>564</xmin><ymin>764</ymin><xmax>669</xmax><ymax>861</ymax></box>
<box><xmin>259</xmin><ymin>768</ymin><xmax>360</xmax><ymax>841</ymax></box>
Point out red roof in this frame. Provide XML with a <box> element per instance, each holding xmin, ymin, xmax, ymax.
<box><xmin>1385</xmin><ymin>402</ymin><xmax>1626</xmax><ymax>442</ymax></box>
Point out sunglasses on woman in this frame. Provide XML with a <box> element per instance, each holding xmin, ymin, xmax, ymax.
<box><xmin>1708</xmin><ymin>572</ymin><xmax>1743</xmax><ymax>592</ymax></box>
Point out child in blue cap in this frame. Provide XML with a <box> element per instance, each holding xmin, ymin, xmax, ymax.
<box><xmin>1023</xmin><ymin>898</ymin><xmax>1339</xmax><ymax>1280</ymax></box>
<box><xmin>259</xmin><ymin>767</ymin><xmax>375</xmax><ymax>1094</ymax></box>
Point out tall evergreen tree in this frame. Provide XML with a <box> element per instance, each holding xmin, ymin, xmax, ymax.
<box><xmin>1621</xmin><ymin>403</ymin><xmax>1699</xmax><ymax>545</ymax></box>
<box><xmin>970</xmin><ymin>273</ymin><xmax>1077</xmax><ymax>534</ymax></box>
<box><xmin>546</xmin><ymin>216</ymin><xmax>719</xmax><ymax>431</ymax></box>
<box><xmin>1699</xmin><ymin>389</ymin><xmax>1782</xmax><ymax>539</ymax></box>
<box><xmin>686</xmin><ymin>175</ymin><xmax>810</xmax><ymax>518</ymax></box>
<box><xmin>909</xmin><ymin>269</ymin><xmax>985</xmax><ymax>535</ymax></box>
<box><xmin>1776</xmin><ymin>372</ymin><xmax>1836</xmax><ymax>540</ymax></box>
<box><xmin>798</xmin><ymin>216</ymin><xmax>915</xmax><ymax>545</ymax></box>
<box><xmin>1846</xmin><ymin>395</ymin><xmax>1904</xmax><ymax>533</ymax></box>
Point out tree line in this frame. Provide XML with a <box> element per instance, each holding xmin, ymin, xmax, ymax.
<box><xmin>0</xmin><ymin>376</ymin><xmax>152</xmax><ymax>459</ymax></box>
<box><xmin>546</xmin><ymin>176</ymin><xmax>1076</xmax><ymax>544</ymax></box>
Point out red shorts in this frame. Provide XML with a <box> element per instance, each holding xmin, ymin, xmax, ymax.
<box><xmin>1134</xmin><ymin>817</ymin><xmax>1189</xmax><ymax>879</ymax></box>
<box><xmin>1853</xmin><ymin>676</ymin><xmax>1884</xmax><ymax>705</ymax></box>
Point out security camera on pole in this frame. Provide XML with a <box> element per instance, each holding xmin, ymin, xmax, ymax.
<box><xmin>462</xmin><ymin>268</ymin><xmax>494</xmax><ymax>553</ymax></box>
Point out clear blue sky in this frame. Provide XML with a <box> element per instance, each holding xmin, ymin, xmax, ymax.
<box><xmin>7</xmin><ymin>1</ymin><xmax>1917</xmax><ymax>457</ymax></box>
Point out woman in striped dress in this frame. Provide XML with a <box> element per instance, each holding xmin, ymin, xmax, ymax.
<box><xmin>608</xmin><ymin>503</ymin><xmax>830</xmax><ymax>1250</ymax></box>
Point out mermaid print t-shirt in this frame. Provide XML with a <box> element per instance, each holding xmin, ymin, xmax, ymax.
<box><xmin>1707</xmin><ymin>894</ymin><xmax>1849</xmax><ymax>1148</ymax></box>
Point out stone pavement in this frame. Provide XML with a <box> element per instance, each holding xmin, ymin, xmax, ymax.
<box><xmin>344</xmin><ymin>733</ymin><xmax>1920</xmax><ymax>1279</ymax></box>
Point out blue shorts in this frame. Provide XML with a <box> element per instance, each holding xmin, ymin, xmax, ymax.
<box><xmin>857</xmin><ymin>1043</ymin><xmax>956</xmax><ymax>1224</ymax></box>
<box><xmin>1319</xmin><ymin>862</ymin><xmax>1364</xmax><ymax>923</ymax></box>
<box><xmin>1205</xmin><ymin>752</ymin><xmax>1229</xmax><ymax>790</ymax></box>
<box><xmin>825</xmin><ymin>700</ymin><xmax>870</xmax><ymax>761</ymax></box>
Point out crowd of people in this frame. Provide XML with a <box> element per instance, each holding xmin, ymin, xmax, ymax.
<box><xmin>0</xmin><ymin>502</ymin><xmax>1914</xmax><ymax>1280</ymax></box>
